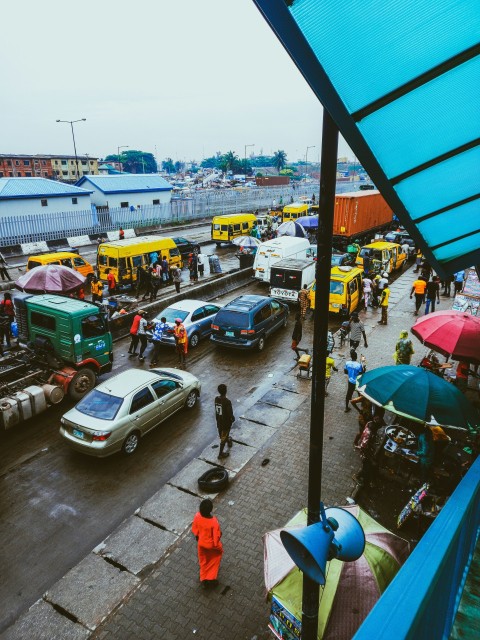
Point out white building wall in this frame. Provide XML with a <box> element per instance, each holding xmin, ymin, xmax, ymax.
<box><xmin>88</xmin><ymin>185</ymin><xmax>172</xmax><ymax>208</ymax></box>
<box><xmin>0</xmin><ymin>194</ymin><xmax>92</xmax><ymax>216</ymax></box>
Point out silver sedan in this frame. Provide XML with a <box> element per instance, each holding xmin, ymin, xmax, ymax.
<box><xmin>60</xmin><ymin>368</ymin><xmax>201</xmax><ymax>457</ymax></box>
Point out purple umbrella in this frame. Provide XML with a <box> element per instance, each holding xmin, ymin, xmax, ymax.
<box><xmin>16</xmin><ymin>264</ymin><xmax>86</xmax><ymax>294</ymax></box>
<box><xmin>297</xmin><ymin>215</ymin><xmax>319</xmax><ymax>229</ymax></box>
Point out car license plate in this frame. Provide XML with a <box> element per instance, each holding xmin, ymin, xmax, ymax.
<box><xmin>73</xmin><ymin>428</ymin><xmax>85</xmax><ymax>439</ymax></box>
<box><xmin>225</xmin><ymin>331</ymin><xmax>234</xmax><ymax>337</ymax></box>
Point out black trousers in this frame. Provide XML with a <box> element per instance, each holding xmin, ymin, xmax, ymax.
<box><xmin>346</xmin><ymin>381</ymin><xmax>356</xmax><ymax>409</ymax></box>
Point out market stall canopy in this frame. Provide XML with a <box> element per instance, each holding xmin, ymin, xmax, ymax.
<box><xmin>264</xmin><ymin>505</ymin><xmax>409</xmax><ymax>640</ymax></box>
<box><xmin>253</xmin><ymin>1</ymin><xmax>480</xmax><ymax>278</ymax></box>
<box><xmin>411</xmin><ymin>310</ymin><xmax>480</xmax><ymax>364</ymax></box>
<box><xmin>356</xmin><ymin>365</ymin><xmax>478</xmax><ymax>432</ymax></box>
<box><xmin>277</xmin><ymin>220</ymin><xmax>308</xmax><ymax>238</ymax></box>
<box><xmin>16</xmin><ymin>264</ymin><xmax>86</xmax><ymax>294</ymax></box>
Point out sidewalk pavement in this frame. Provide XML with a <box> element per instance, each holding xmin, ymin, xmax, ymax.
<box><xmin>2</xmin><ymin>265</ymin><xmax>434</xmax><ymax>640</ymax></box>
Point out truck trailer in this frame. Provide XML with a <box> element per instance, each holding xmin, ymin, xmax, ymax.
<box><xmin>312</xmin><ymin>190</ymin><xmax>393</xmax><ymax>250</ymax></box>
<box><xmin>0</xmin><ymin>293</ymin><xmax>113</xmax><ymax>431</ymax></box>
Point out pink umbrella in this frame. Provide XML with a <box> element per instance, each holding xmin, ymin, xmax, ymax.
<box><xmin>411</xmin><ymin>310</ymin><xmax>480</xmax><ymax>364</ymax></box>
<box><xmin>16</xmin><ymin>264</ymin><xmax>86</xmax><ymax>294</ymax></box>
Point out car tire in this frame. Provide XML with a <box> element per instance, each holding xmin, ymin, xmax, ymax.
<box><xmin>257</xmin><ymin>336</ymin><xmax>266</xmax><ymax>352</ymax></box>
<box><xmin>122</xmin><ymin>431</ymin><xmax>140</xmax><ymax>455</ymax></box>
<box><xmin>68</xmin><ymin>368</ymin><xmax>96</xmax><ymax>401</ymax></box>
<box><xmin>198</xmin><ymin>467</ymin><xmax>229</xmax><ymax>493</ymax></box>
<box><xmin>185</xmin><ymin>390</ymin><xmax>198</xmax><ymax>409</ymax></box>
<box><xmin>189</xmin><ymin>332</ymin><xmax>200</xmax><ymax>348</ymax></box>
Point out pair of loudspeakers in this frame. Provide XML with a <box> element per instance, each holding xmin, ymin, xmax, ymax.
<box><xmin>280</xmin><ymin>507</ymin><xmax>366</xmax><ymax>585</ymax></box>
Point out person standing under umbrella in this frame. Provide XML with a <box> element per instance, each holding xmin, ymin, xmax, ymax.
<box><xmin>191</xmin><ymin>499</ymin><xmax>223</xmax><ymax>588</ymax></box>
<box><xmin>394</xmin><ymin>330</ymin><xmax>415</xmax><ymax>365</ymax></box>
<box><xmin>416</xmin><ymin>426</ymin><xmax>434</xmax><ymax>482</ymax></box>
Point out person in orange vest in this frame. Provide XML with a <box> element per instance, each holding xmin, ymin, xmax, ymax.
<box><xmin>90</xmin><ymin>275</ymin><xmax>103</xmax><ymax>303</ymax></box>
<box><xmin>173</xmin><ymin>318</ymin><xmax>188</xmax><ymax>367</ymax></box>
<box><xmin>105</xmin><ymin>268</ymin><xmax>117</xmax><ymax>295</ymax></box>
<box><xmin>128</xmin><ymin>309</ymin><xmax>145</xmax><ymax>356</ymax></box>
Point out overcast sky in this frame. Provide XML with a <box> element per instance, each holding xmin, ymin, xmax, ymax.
<box><xmin>2</xmin><ymin>0</ymin><xmax>353</xmax><ymax>165</ymax></box>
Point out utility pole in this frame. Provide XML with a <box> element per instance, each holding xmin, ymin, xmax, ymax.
<box><xmin>56</xmin><ymin>118</ymin><xmax>86</xmax><ymax>181</ymax></box>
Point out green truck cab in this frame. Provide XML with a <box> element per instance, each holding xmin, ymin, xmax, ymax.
<box><xmin>14</xmin><ymin>293</ymin><xmax>113</xmax><ymax>400</ymax></box>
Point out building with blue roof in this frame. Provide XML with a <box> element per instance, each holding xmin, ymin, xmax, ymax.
<box><xmin>76</xmin><ymin>174</ymin><xmax>173</xmax><ymax>209</ymax></box>
<box><xmin>0</xmin><ymin>177</ymin><xmax>92</xmax><ymax>216</ymax></box>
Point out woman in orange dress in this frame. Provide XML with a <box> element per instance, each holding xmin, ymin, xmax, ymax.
<box><xmin>192</xmin><ymin>499</ymin><xmax>223</xmax><ymax>588</ymax></box>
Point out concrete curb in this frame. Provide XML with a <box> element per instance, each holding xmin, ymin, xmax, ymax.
<box><xmin>2</xmin><ymin>219</ymin><xmax>211</xmax><ymax>262</ymax></box>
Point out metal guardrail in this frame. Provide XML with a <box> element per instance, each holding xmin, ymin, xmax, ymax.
<box><xmin>0</xmin><ymin>182</ymin><xmax>362</xmax><ymax>247</ymax></box>
<box><xmin>353</xmin><ymin>455</ymin><xmax>480</xmax><ymax>640</ymax></box>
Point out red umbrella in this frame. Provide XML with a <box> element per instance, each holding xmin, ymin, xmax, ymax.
<box><xmin>16</xmin><ymin>264</ymin><xmax>86</xmax><ymax>294</ymax></box>
<box><xmin>411</xmin><ymin>310</ymin><xmax>480</xmax><ymax>364</ymax></box>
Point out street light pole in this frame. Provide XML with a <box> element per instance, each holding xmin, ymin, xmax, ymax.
<box><xmin>305</xmin><ymin>145</ymin><xmax>315</xmax><ymax>183</ymax></box>
<box><xmin>117</xmin><ymin>145</ymin><xmax>129</xmax><ymax>172</ymax></box>
<box><xmin>244</xmin><ymin>144</ymin><xmax>254</xmax><ymax>183</ymax></box>
<box><xmin>56</xmin><ymin>118</ymin><xmax>86</xmax><ymax>181</ymax></box>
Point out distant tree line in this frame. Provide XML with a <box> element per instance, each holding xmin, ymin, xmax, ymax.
<box><xmin>104</xmin><ymin>150</ymin><xmax>157</xmax><ymax>173</ymax></box>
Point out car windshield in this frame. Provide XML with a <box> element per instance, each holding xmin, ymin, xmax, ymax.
<box><xmin>216</xmin><ymin>310</ymin><xmax>250</xmax><ymax>329</ymax></box>
<box><xmin>359</xmin><ymin>248</ymin><xmax>372</xmax><ymax>258</ymax></box>
<box><xmin>157</xmin><ymin>308</ymin><xmax>189</xmax><ymax>323</ymax></box>
<box><xmin>330</xmin><ymin>281</ymin><xmax>344</xmax><ymax>295</ymax></box>
<box><xmin>76</xmin><ymin>390</ymin><xmax>123</xmax><ymax>420</ymax></box>
<box><xmin>331</xmin><ymin>255</ymin><xmax>343</xmax><ymax>265</ymax></box>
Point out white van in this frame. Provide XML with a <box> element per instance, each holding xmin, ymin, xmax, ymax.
<box><xmin>253</xmin><ymin>236</ymin><xmax>310</xmax><ymax>282</ymax></box>
<box><xmin>270</xmin><ymin>259</ymin><xmax>316</xmax><ymax>303</ymax></box>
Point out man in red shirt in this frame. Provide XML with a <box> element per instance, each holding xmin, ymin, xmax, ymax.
<box><xmin>410</xmin><ymin>277</ymin><xmax>427</xmax><ymax>315</ymax></box>
<box><xmin>105</xmin><ymin>268</ymin><xmax>116</xmax><ymax>295</ymax></box>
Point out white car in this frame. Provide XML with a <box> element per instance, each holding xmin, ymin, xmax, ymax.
<box><xmin>60</xmin><ymin>368</ymin><xmax>201</xmax><ymax>457</ymax></box>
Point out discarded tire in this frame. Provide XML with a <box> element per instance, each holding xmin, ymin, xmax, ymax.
<box><xmin>198</xmin><ymin>467</ymin><xmax>229</xmax><ymax>493</ymax></box>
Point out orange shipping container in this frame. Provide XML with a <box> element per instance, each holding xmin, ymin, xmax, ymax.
<box><xmin>333</xmin><ymin>191</ymin><xmax>393</xmax><ymax>238</ymax></box>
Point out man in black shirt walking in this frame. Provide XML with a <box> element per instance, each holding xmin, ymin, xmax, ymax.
<box><xmin>425</xmin><ymin>276</ymin><xmax>441</xmax><ymax>314</ymax></box>
<box><xmin>215</xmin><ymin>384</ymin><xmax>235</xmax><ymax>459</ymax></box>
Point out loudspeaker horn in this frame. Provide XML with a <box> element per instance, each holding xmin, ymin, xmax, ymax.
<box><xmin>279</xmin><ymin>505</ymin><xmax>366</xmax><ymax>585</ymax></box>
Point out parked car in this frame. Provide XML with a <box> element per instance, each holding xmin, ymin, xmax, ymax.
<box><xmin>210</xmin><ymin>294</ymin><xmax>288</xmax><ymax>351</ymax></box>
<box><xmin>171</xmin><ymin>236</ymin><xmax>201</xmax><ymax>259</ymax></box>
<box><xmin>60</xmin><ymin>368</ymin><xmax>201</xmax><ymax>457</ymax></box>
<box><xmin>152</xmin><ymin>299</ymin><xmax>222</xmax><ymax>348</ymax></box>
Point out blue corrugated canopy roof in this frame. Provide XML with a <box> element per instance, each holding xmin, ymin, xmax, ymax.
<box><xmin>253</xmin><ymin>0</ymin><xmax>480</xmax><ymax>277</ymax></box>
<box><xmin>76</xmin><ymin>174</ymin><xmax>173</xmax><ymax>194</ymax></box>
<box><xmin>0</xmin><ymin>177</ymin><xmax>92</xmax><ymax>199</ymax></box>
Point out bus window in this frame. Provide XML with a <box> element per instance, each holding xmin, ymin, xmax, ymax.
<box><xmin>108</xmin><ymin>257</ymin><xmax>118</xmax><ymax>268</ymax></box>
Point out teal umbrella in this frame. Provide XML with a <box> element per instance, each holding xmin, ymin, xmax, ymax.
<box><xmin>356</xmin><ymin>365</ymin><xmax>478</xmax><ymax>432</ymax></box>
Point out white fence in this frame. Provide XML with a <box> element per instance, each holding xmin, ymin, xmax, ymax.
<box><xmin>0</xmin><ymin>182</ymin><xmax>362</xmax><ymax>246</ymax></box>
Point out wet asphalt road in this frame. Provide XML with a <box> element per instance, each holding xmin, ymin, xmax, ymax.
<box><xmin>0</xmin><ymin>276</ymin><xmax>342</xmax><ymax>634</ymax></box>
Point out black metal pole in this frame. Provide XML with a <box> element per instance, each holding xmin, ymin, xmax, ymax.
<box><xmin>301</xmin><ymin>109</ymin><xmax>338</xmax><ymax>640</ymax></box>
